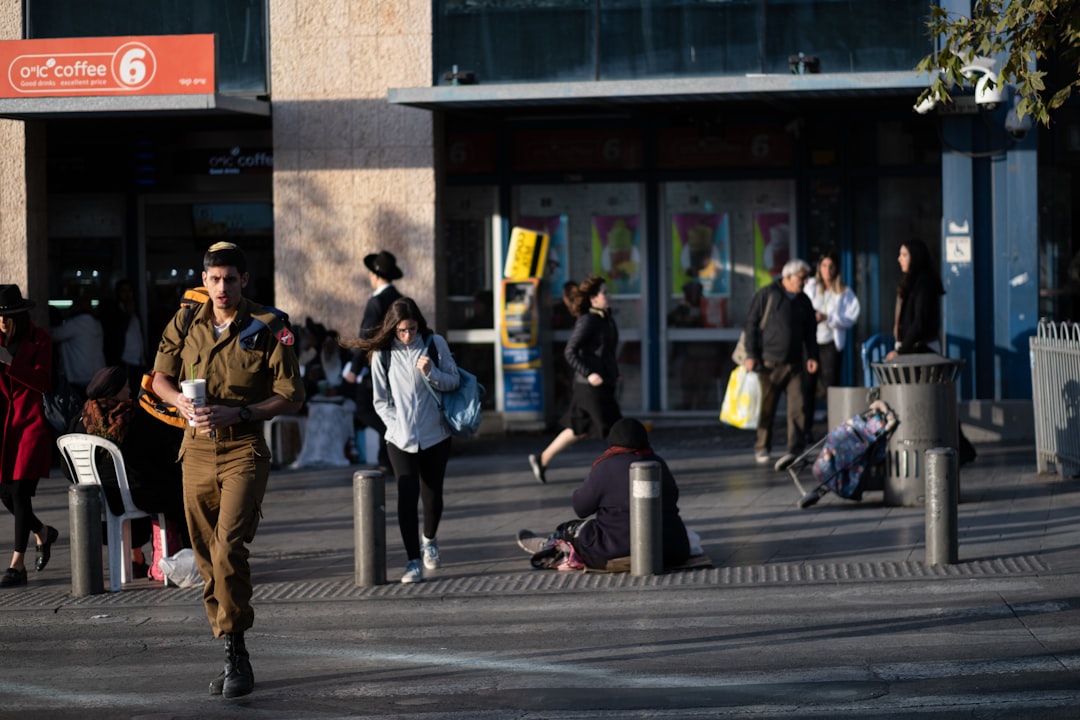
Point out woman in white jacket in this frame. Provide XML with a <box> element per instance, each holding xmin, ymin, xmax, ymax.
<box><xmin>802</xmin><ymin>251</ymin><xmax>860</xmax><ymax>440</ymax></box>
<box><xmin>343</xmin><ymin>297</ymin><xmax>459</xmax><ymax>584</ymax></box>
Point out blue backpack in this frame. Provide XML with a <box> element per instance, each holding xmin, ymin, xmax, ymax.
<box><xmin>380</xmin><ymin>336</ymin><xmax>485</xmax><ymax>439</ymax></box>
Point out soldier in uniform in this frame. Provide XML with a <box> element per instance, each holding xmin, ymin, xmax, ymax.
<box><xmin>150</xmin><ymin>241</ymin><xmax>304</xmax><ymax>699</ymax></box>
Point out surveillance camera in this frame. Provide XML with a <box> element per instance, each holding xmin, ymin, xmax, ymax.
<box><xmin>1005</xmin><ymin>103</ymin><xmax>1033</xmax><ymax>139</ymax></box>
<box><xmin>974</xmin><ymin>75</ymin><xmax>1004</xmax><ymax>109</ymax></box>
<box><xmin>914</xmin><ymin>91</ymin><xmax>939</xmax><ymax>115</ymax></box>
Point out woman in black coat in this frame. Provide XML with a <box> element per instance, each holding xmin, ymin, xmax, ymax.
<box><xmin>528</xmin><ymin>276</ymin><xmax>622</xmax><ymax>483</ymax></box>
<box><xmin>883</xmin><ymin>239</ymin><xmax>976</xmax><ymax>463</ymax></box>
<box><xmin>886</xmin><ymin>238</ymin><xmax>945</xmax><ymax>358</ymax></box>
<box><xmin>521</xmin><ymin>418</ymin><xmax>690</xmax><ymax>570</ymax></box>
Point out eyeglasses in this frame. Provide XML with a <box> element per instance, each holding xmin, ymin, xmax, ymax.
<box><xmin>396</xmin><ymin>325</ymin><xmax>418</xmax><ymax>337</ymax></box>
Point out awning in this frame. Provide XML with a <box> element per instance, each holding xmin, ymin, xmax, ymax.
<box><xmin>389</xmin><ymin>72</ymin><xmax>929</xmax><ymax>111</ymax></box>
<box><xmin>0</xmin><ymin>93</ymin><xmax>269</xmax><ymax>119</ymax></box>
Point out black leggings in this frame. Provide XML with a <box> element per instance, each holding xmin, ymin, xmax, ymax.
<box><xmin>387</xmin><ymin>438</ymin><xmax>452</xmax><ymax>561</ymax></box>
<box><xmin>0</xmin><ymin>480</ymin><xmax>44</xmax><ymax>555</ymax></box>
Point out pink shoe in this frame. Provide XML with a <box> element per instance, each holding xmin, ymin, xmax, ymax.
<box><xmin>554</xmin><ymin>542</ymin><xmax>585</xmax><ymax>571</ymax></box>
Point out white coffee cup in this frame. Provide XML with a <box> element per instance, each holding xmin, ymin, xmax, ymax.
<box><xmin>180</xmin><ymin>378</ymin><xmax>207</xmax><ymax>427</ymax></box>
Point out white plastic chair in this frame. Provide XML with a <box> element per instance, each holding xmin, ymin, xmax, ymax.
<box><xmin>56</xmin><ymin>433</ymin><xmax>170</xmax><ymax>592</ymax></box>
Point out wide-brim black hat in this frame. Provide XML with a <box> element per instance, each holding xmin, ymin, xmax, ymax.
<box><xmin>0</xmin><ymin>284</ymin><xmax>35</xmax><ymax>315</ymax></box>
<box><xmin>364</xmin><ymin>251</ymin><xmax>404</xmax><ymax>281</ymax></box>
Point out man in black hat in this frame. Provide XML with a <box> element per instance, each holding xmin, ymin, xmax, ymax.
<box><xmin>344</xmin><ymin>250</ymin><xmax>404</xmax><ymax>467</ymax></box>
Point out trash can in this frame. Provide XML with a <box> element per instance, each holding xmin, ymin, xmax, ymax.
<box><xmin>871</xmin><ymin>353</ymin><xmax>963</xmax><ymax>507</ymax></box>
<box><xmin>826</xmin><ymin>386</ymin><xmax>883</xmax><ymax>493</ymax></box>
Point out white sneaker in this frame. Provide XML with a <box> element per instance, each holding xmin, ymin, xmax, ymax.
<box><xmin>516</xmin><ymin>529</ymin><xmax>550</xmax><ymax>555</ymax></box>
<box><xmin>421</xmin><ymin>538</ymin><xmax>441</xmax><ymax>570</ymax></box>
<box><xmin>755</xmin><ymin>451</ymin><xmax>771</xmax><ymax>464</ymax></box>
<box><xmin>400</xmin><ymin>559</ymin><xmax>423</xmax><ymax>584</ymax></box>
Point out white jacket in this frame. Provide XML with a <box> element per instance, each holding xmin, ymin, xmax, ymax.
<box><xmin>373</xmin><ymin>333</ymin><xmax>460</xmax><ymax>453</ymax></box>
<box><xmin>804</xmin><ymin>278</ymin><xmax>860</xmax><ymax>351</ymax></box>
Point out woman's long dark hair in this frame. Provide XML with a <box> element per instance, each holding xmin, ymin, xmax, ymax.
<box><xmin>340</xmin><ymin>297</ymin><xmax>431</xmax><ymax>365</ymax></box>
<box><xmin>0</xmin><ymin>310</ymin><xmax>30</xmax><ymax>346</ymax></box>
<box><xmin>898</xmin><ymin>238</ymin><xmax>944</xmax><ymax>299</ymax></box>
<box><xmin>570</xmin><ymin>275</ymin><xmax>607</xmax><ymax>317</ymax></box>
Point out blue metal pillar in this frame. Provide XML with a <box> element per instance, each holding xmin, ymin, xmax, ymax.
<box><xmin>940</xmin><ymin>115</ymin><xmax>977</xmax><ymax>399</ymax></box>
<box><xmin>991</xmin><ymin>123</ymin><xmax>1038</xmax><ymax>398</ymax></box>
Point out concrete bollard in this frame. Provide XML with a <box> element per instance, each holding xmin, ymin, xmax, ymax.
<box><xmin>630</xmin><ymin>461</ymin><xmax>662</xmax><ymax>576</ymax></box>
<box><xmin>925</xmin><ymin>447</ymin><xmax>958</xmax><ymax>565</ymax></box>
<box><xmin>69</xmin><ymin>484</ymin><xmax>105</xmax><ymax>596</ymax></box>
<box><xmin>353</xmin><ymin>469</ymin><xmax>386</xmax><ymax>586</ymax></box>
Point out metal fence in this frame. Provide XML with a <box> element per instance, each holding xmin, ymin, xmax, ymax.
<box><xmin>1030</xmin><ymin>320</ymin><xmax>1080</xmax><ymax>477</ymax></box>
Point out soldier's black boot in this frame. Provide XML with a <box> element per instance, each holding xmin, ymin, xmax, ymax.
<box><xmin>209</xmin><ymin>668</ymin><xmax>227</xmax><ymax>695</ymax></box>
<box><xmin>221</xmin><ymin>632</ymin><xmax>255</xmax><ymax>698</ymax></box>
<box><xmin>208</xmin><ymin>639</ymin><xmax>232</xmax><ymax>695</ymax></box>
<box><xmin>208</xmin><ymin>637</ymin><xmax>230</xmax><ymax>695</ymax></box>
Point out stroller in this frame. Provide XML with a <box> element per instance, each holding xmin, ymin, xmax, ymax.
<box><xmin>787</xmin><ymin>400</ymin><xmax>900</xmax><ymax>509</ymax></box>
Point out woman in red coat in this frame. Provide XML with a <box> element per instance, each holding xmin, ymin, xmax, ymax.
<box><xmin>0</xmin><ymin>285</ymin><xmax>59</xmax><ymax>588</ymax></box>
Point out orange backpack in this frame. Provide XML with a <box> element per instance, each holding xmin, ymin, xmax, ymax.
<box><xmin>137</xmin><ymin>287</ymin><xmax>295</xmax><ymax>427</ymax></box>
<box><xmin>137</xmin><ymin>287</ymin><xmax>210</xmax><ymax>428</ymax></box>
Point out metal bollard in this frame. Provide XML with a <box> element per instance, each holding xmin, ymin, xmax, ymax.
<box><xmin>353</xmin><ymin>469</ymin><xmax>386</xmax><ymax>586</ymax></box>
<box><xmin>925</xmin><ymin>447</ymin><xmax>958</xmax><ymax>565</ymax></box>
<box><xmin>69</xmin><ymin>484</ymin><xmax>104</xmax><ymax>596</ymax></box>
<box><xmin>630</xmin><ymin>461</ymin><xmax>662</xmax><ymax>576</ymax></box>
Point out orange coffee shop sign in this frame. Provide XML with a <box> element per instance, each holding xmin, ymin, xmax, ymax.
<box><xmin>0</xmin><ymin>34</ymin><xmax>215</xmax><ymax>98</ymax></box>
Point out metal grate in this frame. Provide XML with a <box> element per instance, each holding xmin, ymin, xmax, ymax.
<box><xmin>1030</xmin><ymin>320</ymin><xmax>1080</xmax><ymax>477</ymax></box>
<box><xmin>872</xmin><ymin>353</ymin><xmax>963</xmax><ymax>385</ymax></box>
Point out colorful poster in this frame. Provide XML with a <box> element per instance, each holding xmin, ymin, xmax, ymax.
<box><xmin>518</xmin><ymin>215</ymin><xmax>568</xmax><ymax>289</ymax></box>
<box><xmin>591</xmin><ymin>214</ymin><xmax>641</xmax><ymax>295</ymax></box>
<box><xmin>671</xmin><ymin>213</ymin><xmax>730</xmax><ymax>297</ymax></box>
<box><xmin>753</xmin><ymin>212</ymin><xmax>790</xmax><ymax>288</ymax></box>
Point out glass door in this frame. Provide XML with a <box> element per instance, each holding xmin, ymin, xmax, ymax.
<box><xmin>514</xmin><ymin>182</ymin><xmax>647</xmax><ymax>415</ymax></box>
<box><xmin>661</xmin><ymin>179</ymin><xmax>796</xmax><ymax>412</ymax></box>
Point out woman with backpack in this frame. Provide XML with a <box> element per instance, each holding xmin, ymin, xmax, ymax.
<box><xmin>342</xmin><ymin>297</ymin><xmax>460</xmax><ymax>584</ymax></box>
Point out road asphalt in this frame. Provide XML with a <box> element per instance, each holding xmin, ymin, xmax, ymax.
<box><xmin>1</xmin><ymin>419</ymin><xmax>1078</xmax><ymax>719</ymax></box>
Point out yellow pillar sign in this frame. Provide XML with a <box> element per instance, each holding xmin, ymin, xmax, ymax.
<box><xmin>504</xmin><ymin>227</ymin><xmax>550</xmax><ymax>280</ymax></box>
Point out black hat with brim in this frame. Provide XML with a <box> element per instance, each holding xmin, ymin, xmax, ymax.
<box><xmin>0</xmin><ymin>284</ymin><xmax>35</xmax><ymax>315</ymax></box>
<box><xmin>364</xmin><ymin>251</ymin><xmax>404</xmax><ymax>281</ymax></box>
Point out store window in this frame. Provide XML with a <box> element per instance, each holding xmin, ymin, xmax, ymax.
<box><xmin>26</xmin><ymin>0</ymin><xmax>268</xmax><ymax>94</ymax></box>
<box><xmin>435</xmin><ymin>0</ymin><xmax>932</xmax><ymax>85</ymax></box>
<box><xmin>661</xmin><ymin>179</ymin><xmax>795</xmax><ymax>412</ymax></box>
<box><xmin>443</xmin><ymin>186</ymin><xmax>498</xmax><ymax>410</ymax></box>
<box><xmin>515</xmin><ymin>182</ymin><xmax>646</xmax><ymax>414</ymax></box>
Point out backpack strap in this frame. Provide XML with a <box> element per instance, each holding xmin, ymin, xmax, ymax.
<box><xmin>419</xmin><ymin>335</ymin><xmax>442</xmax><ymax>407</ymax></box>
<box><xmin>239</xmin><ymin>308</ymin><xmax>295</xmax><ymax>349</ymax></box>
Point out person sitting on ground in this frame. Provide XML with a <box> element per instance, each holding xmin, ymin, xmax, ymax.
<box><xmin>517</xmin><ymin>417</ymin><xmax>691</xmax><ymax>571</ymax></box>
<box><xmin>72</xmin><ymin>365</ymin><xmax>188</xmax><ymax>580</ymax></box>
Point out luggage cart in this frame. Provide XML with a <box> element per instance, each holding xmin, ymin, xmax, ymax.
<box><xmin>787</xmin><ymin>400</ymin><xmax>899</xmax><ymax>509</ymax></box>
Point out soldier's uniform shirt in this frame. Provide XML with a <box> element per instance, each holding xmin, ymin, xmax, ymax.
<box><xmin>153</xmin><ymin>296</ymin><xmax>304</xmax><ymax>637</ymax></box>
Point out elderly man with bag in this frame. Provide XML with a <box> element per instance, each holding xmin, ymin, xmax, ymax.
<box><xmin>742</xmin><ymin>259</ymin><xmax>819</xmax><ymax>471</ymax></box>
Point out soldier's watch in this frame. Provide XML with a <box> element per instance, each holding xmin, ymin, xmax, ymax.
<box><xmin>238</xmin><ymin>405</ymin><xmax>253</xmax><ymax>423</ymax></box>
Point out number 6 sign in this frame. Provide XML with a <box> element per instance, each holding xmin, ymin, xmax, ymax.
<box><xmin>0</xmin><ymin>34</ymin><xmax>215</xmax><ymax>98</ymax></box>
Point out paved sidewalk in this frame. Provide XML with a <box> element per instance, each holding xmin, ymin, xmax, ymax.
<box><xmin>2</xmin><ymin>422</ymin><xmax>1080</xmax><ymax>719</ymax></box>
<box><xmin>3</xmin><ymin>421</ymin><xmax>1070</xmax><ymax>606</ymax></box>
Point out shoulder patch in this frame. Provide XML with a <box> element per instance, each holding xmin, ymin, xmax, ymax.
<box><xmin>276</xmin><ymin>327</ymin><xmax>295</xmax><ymax>346</ymax></box>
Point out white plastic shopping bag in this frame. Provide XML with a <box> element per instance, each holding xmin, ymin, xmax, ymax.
<box><xmin>158</xmin><ymin>548</ymin><xmax>203</xmax><ymax>589</ymax></box>
<box><xmin>719</xmin><ymin>366</ymin><xmax>762</xmax><ymax>430</ymax></box>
